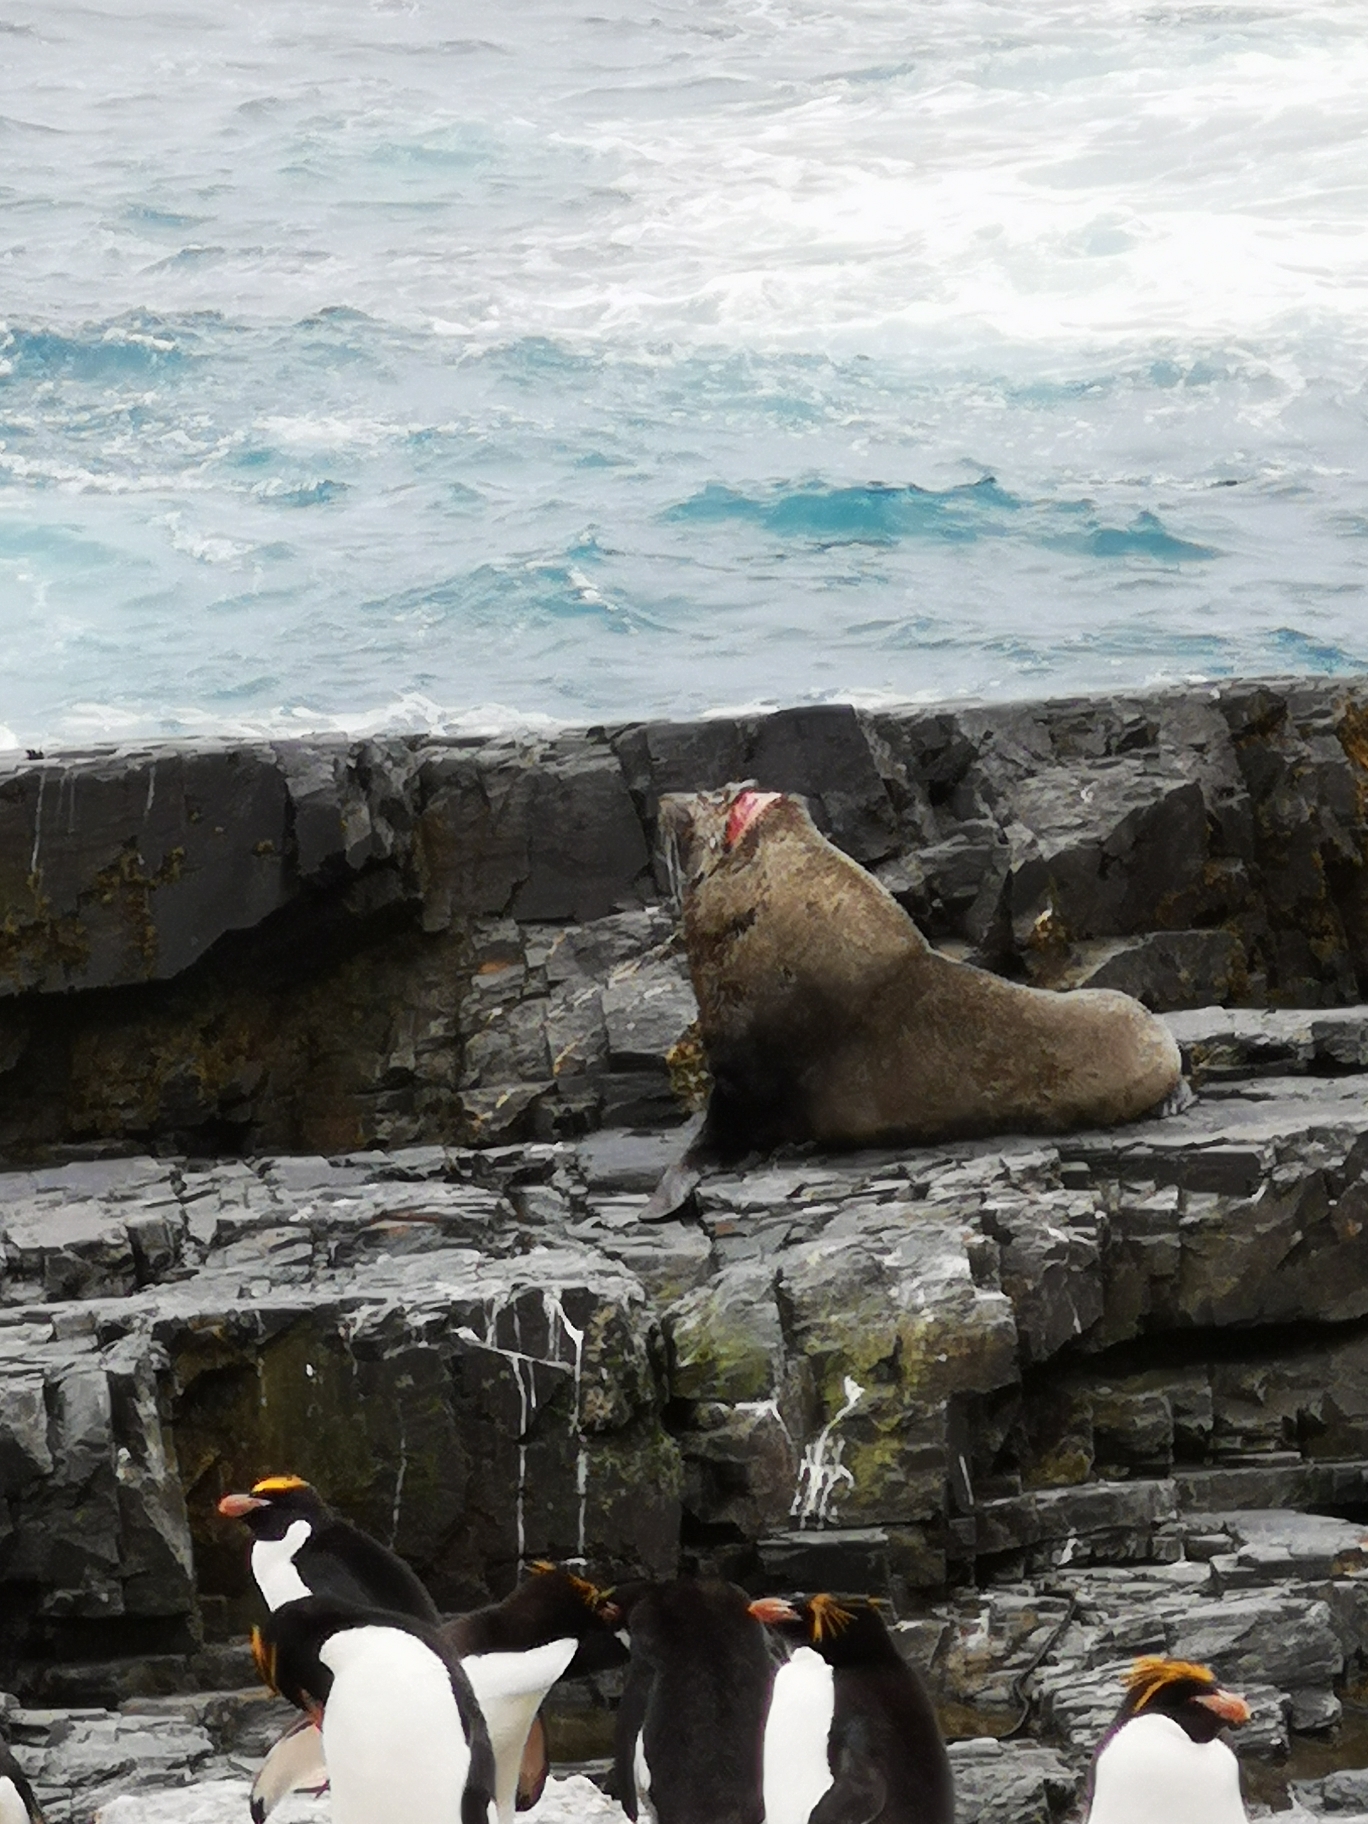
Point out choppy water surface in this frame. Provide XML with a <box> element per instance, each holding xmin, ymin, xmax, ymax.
<box><xmin>2</xmin><ymin>0</ymin><xmax>1367</xmax><ymax>745</ymax></box>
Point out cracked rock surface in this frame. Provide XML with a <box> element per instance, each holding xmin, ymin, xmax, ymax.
<box><xmin>5</xmin><ymin>1011</ymin><xmax>1368</xmax><ymax>1815</ymax></box>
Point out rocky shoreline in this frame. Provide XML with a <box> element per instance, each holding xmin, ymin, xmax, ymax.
<box><xmin>9</xmin><ymin>678</ymin><xmax>1368</xmax><ymax>1819</ymax></box>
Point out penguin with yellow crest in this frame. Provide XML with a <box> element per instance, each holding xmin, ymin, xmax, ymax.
<box><xmin>440</xmin><ymin>1563</ymin><xmax>627</xmax><ymax>1824</ymax></box>
<box><xmin>1085</xmin><ymin>1657</ymin><xmax>1250</xmax><ymax>1824</ymax></box>
<box><xmin>220</xmin><ymin>1473</ymin><xmax>444</xmax><ymax>1821</ymax></box>
<box><xmin>218</xmin><ymin>1474</ymin><xmax>441</xmax><ymax>1621</ymax></box>
<box><xmin>750</xmin><ymin>1592</ymin><xmax>953</xmax><ymax>1824</ymax></box>
<box><xmin>613</xmin><ymin>1577</ymin><xmax>774</xmax><ymax>1824</ymax></box>
<box><xmin>252</xmin><ymin>1594</ymin><xmax>497</xmax><ymax>1824</ymax></box>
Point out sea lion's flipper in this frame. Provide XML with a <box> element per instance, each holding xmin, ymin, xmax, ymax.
<box><xmin>516</xmin><ymin>1712</ymin><xmax>549</xmax><ymax>1810</ymax></box>
<box><xmin>642</xmin><ymin>1112</ymin><xmax>706</xmax><ymax>1221</ymax></box>
<box><xmin>641</xmin><ymin>1156</ymin><xmax>701</xmax><ymax>1222</ymax></box>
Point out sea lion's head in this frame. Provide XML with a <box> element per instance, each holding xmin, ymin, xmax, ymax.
<box><xmin>657</xmin><ymin>781</ymin><xmax>905</xmax><ymax>1086</ymax></box>
<box><xmin>656</xmin><ymin>783</ymin><xmax>795</xmax><ymax>903</ymax></box>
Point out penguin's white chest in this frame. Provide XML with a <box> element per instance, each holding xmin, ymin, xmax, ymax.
<box><xmin>252</xmin><ymin>1520</ymin><xmax>313</xmax><ymax>1609</ymax></box>
<box><xmin>320</xmin><ymin>1626</ymin><xmax>474</xmax><ymax>1824</ymax></box>
<box><xmin>632</xmin><ymin>1730</ymin><xmax>655</xmax><ymax>1821</ymax></box>
<box><xmin>1088</xmin><ymin>1714</ymin><xmax>1246</xmax><ymax>1824</ymax></box>
<box><xmin>0</xmin><ymin>1775</ymin><xmax>30</xmax><ymax>1824</ymax></box>
<box><xmin>762</xmin><ymin>1647</ymin><xmax>835</xmax><ymax>1824</ymax></box>
<box><xmin>462</xmin><ymin>1637</ymin><xmax>577</xmax><ymax>1824</ymax></box>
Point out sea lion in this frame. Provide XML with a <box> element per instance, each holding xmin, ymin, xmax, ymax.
<box><xmin>658</xmin><ymin>785</ymin><xmax>1182</xmax><ymax>1165</ymax></box>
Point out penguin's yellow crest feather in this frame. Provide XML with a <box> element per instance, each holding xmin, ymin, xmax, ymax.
<box><xmin>251</xmin><ymin>1474</ymin><xmax>310</xmax><ymax>1496</ymax></box>
<box><xmin>1125</xmin><ymin>1656</ymin><xmax>1217</xmax><ymax>1711</ymax></box>
<box><xmin>530</xmin><ymin>1559</ymin><xmax>609</xmax><ymax>1606</ymax></box>
<box><xmin>807</xmin><ymin>1593</ymin><xmax>854</xmax><ymax>1643</ymax></box>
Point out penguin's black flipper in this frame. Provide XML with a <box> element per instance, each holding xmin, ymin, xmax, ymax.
<box><xmin>612</xmin><ymin>1660</ymin><xmax>653</xmax><ymax>1819</ymax></box>
<box><xmin>448</xmin><ymin>1654</ymin><xmax>498</xmax><ymax>1824</ymax></box>
<box><xmin>806</xmin><ymin>1758</ymin><xmax>887</xmax><ymax>1824</ymax></box>
<box><xmin>516</xmin><ymin>1712</ymin><xmax>550</xmax><ymax>1811</ymax></box>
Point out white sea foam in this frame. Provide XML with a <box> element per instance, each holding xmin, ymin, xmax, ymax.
<box><xmin>37</xmin><ymin>695</ymin><xmax>570</xmax><ymax>748</ymax></box>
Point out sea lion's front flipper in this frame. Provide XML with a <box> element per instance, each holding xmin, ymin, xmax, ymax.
<box><xmin>642</xmin><ymin>1155</ymin><xmax>701</xmax><ymax>1222</ymax></box>
<box><xmin>641</xmin><ymin>1112</ymin><xmax>706</xmax><ymax>1221</ymax></box>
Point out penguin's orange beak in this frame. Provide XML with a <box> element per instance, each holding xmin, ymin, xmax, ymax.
<box><xmin>1194</xmin><ymin>1689</ymin><xmax>1251</xmax><ymax>1726</ymax></box>
<box><xmin>748</xmin><ymin>1597</ymin><xmax>800</xmax><ymax>1624</ymax></box>
<box><xmin>219</xmin><ymin>1492</ymin><xmax>269</xmax><ymax>1518</ymax></box>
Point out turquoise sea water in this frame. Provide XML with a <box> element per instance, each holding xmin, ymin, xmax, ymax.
<box><xmin>2</xmin><ymin>1</ymin><xmax>1367</xmax><ymax>745</ymax></box>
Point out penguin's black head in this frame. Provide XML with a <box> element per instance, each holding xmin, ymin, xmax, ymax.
<box><xmin>219</xmin><ymin>1475</ymin><xmax>330</xmax><ymax>1541</ymax></box>
<box><xmin>445</xmin><ymin>1562</ymin><xmax>628</xmax><ymax>1675</ymax></box>
<box><xmin>524</xmin><ymin>1562</ymin><xmax>621</xmax><ymax>1639</ymax></box>
<box><xmin>598</xmin><ymin>1576</ymin><xmax>654</xmax><ymax>1625</ymax></box>
<box><xmin>749</xmin><ymin>1592</ymin><xmax>899</xmax><ymax>1667</ymax></box>
<box><xmin>1115</xmin><ymin>1657</ymin><xmax>1251</xmax><ymax>1744</ymax></box>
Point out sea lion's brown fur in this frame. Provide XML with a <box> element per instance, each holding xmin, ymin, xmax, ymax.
<box><xmin>660</xmin><ymin>787</ymin><xmax>1182</xmax><ymax>1160</ymax></box>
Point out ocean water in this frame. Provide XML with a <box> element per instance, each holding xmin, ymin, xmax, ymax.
<box><xmin>2</xmin><ymin>0</ymin><xmax>1368</xmax><ymax>748</ymax></box>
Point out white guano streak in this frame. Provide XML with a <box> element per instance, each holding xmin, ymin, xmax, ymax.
<box><xmin>791</xmin><ymin>1375</ymin><xmax>864</xmax><ymax>1527</ymax></box>
<box><xmin>473</xmin><ymin>1286</ymin><xmax>588</xmax><ymax>1574</ymax></box>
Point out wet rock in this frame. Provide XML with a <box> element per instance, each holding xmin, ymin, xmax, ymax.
<box><xmin>975</xmin><ymin>1479</ymin><xmax>1180</xmax><ymax>1573</ymax></box>
<box><xmin>6</xmin><ymin>679</ymin><xmax>1368</xmax><ymax>1156</ymax></box>
<box><xmin>0</xmin><ymin>1326</ymin><xmax>198</xmax><ymax>1674</ymax></box>
<box><xmin>1165</xmin><ymin>1005</ymin><xmax>1368</xmax><ymax>1081</ymax></box>
<box><xmin>0</xmin><ymin>747</ymin><xmax>293</xmax><ymax>997</ymax></box>
<box><xmin>666</xmin><ymin>1264</ymin><xmax>785</xmax><ymax>1406</ymax></box>
<box><xmin>747</xmin><ymin>706</ymin><xmax>899</xmax><ymax>863</ymax></box>
<box><xmin>777</xmin><ymin>1207</ymin><xmax>1017</xmax><ymax>1527</ymax></box>
<box><xmin>617</xmin><ymin>704</ymin><xmax>897</xmax><ymax>864</ymax></box>
<box><xmin>679</xmin><ymin>1403</ymin><xmax>800</xmax><ymax>1545</ymax></box>
<box><xmin>1004</xmin><ymin>764</ymin><xmax>1215</xmax><ymax>962</ymax></box>
<box><xmin>11</xmin><ymin>1703</ymin><xmax>218</xmax><ymax>1822</ymax></box>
